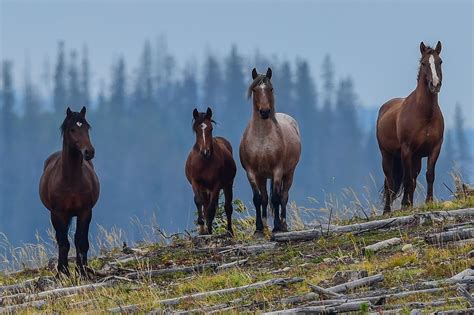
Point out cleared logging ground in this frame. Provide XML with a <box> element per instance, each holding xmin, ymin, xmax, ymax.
<box><xmin>1</xmin><ymin>197</ymin><xmax>474</xmax><ymax>313</ymax></box>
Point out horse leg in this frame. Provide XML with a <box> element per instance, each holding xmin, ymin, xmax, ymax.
<box><xmin>426</xmin><ymin>143</ymin><xmax>441</xmax><ymax>203</ymax></box>
<box><xmin>247</xmin><ymin>172</ymin><xmax>263</xmax><ymax>234</ymax></box>
<box><xmin>75</xmin><ymin>209</ymin><xmax>92</xmax><ymax>277</ymax></box>
<box><xmin>259</xmin><ymin>179</ymin><xmax>269</xmax><ymax>230</ymax></box>
<box><xmin>192</xmin><ymin>184</ymin><xmax>206</xmax><ymax>235</ymax></box>
<box><xmin>412</xmin><ymin>156</ymin><xmax>422</xmax><ymax>203</ymax></box>
<box><xmin>271</xmin><ymin>170</ymin><xmax>284</xmax><ymax>233</ymax></box>
<box><xmin>381</xmin><ymin>151</ymin><xmax>395</xmax><ymax>213</ymax></box>
<box><xmin>401</xmin><ymin>144</ymin><xmax>414</xmax><ymax>208</ymax></box>
<box><xmin>223</xmin><ymin>184</ymin><xmax>234</xmax><ymax>237</ymax></box>
<box><xmin>51</xmin><ymin>212</ymin><xmax>71</xmax><ymax>276</ymax></box>
<box><xmin>206</xmin><ymin>188</ymin><xmax>219</xmax><ymax>235</ymax></box>
<box><xmin>280</xmin><ymin>172</ymin><xmax>294</xmax><ymax>232</ymax></box>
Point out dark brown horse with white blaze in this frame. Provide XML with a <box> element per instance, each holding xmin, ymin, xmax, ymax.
<box><xmin>39</xmin><ymin>107</ymin><xmax>100</xmax><ymax>276</ymax></box>
<box><xmin>185</xmin><ymin>107</ymin><xmax>237</xmax><ymax>236</ymax></box>
<box><xmin>377</xmin><ymin>41</ymin><xmax>444</xmax><ymax>213</ymax></box>
<box><xmin>240</xmin><ymin>68</ymin><xmax>301</xmax><ymax>234</ymax></box>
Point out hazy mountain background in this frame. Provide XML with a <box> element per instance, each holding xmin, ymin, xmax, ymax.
<box><xmin>0</xmin><ymin>0</ymin><xmax>472</xmax><ymax>247</ymax></box>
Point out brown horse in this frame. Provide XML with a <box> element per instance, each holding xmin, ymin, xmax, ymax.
<box><xmin>240</xmin><ymin>68</ymin><xmax>301</xmax><ymax>234</ymax></box>
<box><xmin>39</xmin><ymin>107</ymin><xmax>100</xmax><ymax>276</ymax></box>
<box><xmin>185</xmin><ymin>107</ymin><xmax>237</xmax><ymax>236</ymax></box>
<box><xmin>377</xmin><ymin>41</ymin><xmax>444</xmax><ymax>213</ymax></box>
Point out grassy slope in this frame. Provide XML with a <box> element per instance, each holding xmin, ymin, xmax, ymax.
<box><xmin>1</xmin><ymin>197</ymin><xmax>473</xmax><ymax>313</ymax></box>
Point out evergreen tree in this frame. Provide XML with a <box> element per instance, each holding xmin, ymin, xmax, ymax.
<box><xmin>80</xmin><ymin>45</ymin><xmax>91</xmax><ymax>106</ymax></box>
<box><xmin>202</xmin><ymin>54</ymin><xmax>223</xmax><ymax>110</ymax></box>
<box><xmin>67</xmin><ymin>50</ymin><xmax>81</xmax><ymax>107</ymax></box>
<box><xmin>110</xmin><ymin>57</ymin><xmax>127</xmax><ymax>112</ymax></box>
<box><xmin>223</xmin><ymin>45</ymin><xmax>246</xmax><ymax>142</ymax></box>
<box><xmin>53</xmin><ymin>41</ymin><xmax>67</xmax><ymax>113</ymax></box>
<box><xmin>272</xmin><ymin>60</ymin><xmax>293</xmax><ymax>114</ymax></box>
<box><xmin>133</xmin><ymin>40</ymin><xmax>154</xmax><ymax>110</ymax></box>
<box><xmin>453</xmin><ymin>103</ymin><xmax>471</xmax><ymax>181</ymax></box>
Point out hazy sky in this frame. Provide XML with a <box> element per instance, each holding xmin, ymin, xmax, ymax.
<box><xmin>1</xmin><ymin>0</ymin><xmax>472</xmax><ymax>127</ymax></box>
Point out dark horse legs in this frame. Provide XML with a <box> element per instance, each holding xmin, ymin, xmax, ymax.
<box><xmin>271</xmin><ymin>173</ymin><xmax>283</xmax><ymax>232</ymax></box>
<box><xmin>75</xmin><ymin>209</ymin><xmax>92</xmax><ymax>276</ymax></box>
<box><xmin>223</xmin><ymin>185</ymin><xmax>234</xmax><ymax>236</ymax></box>
<box><xmin>401</xmin><ymin>145</ymin><xmax>414</xmax><ymax>208</ymax></box>
<box><xmin>426</xmin><ymin>144</ymin><xmax>441</xmax><ymax>203</ymax></box>
<box><xmin>381</xmin><ymin>151</ymin><xmax>395</xmax><ymax>213</ymax></box>
<box><xmin>206</xmin><ymin>189</ymin><xmax>219</xmax><ymax>234</ymax></box>
<box><xmin>51</xmin><ymin>212</ymin><xmax>71</xmax><ymax>276</ymax></box>
<box><xmin>279</xmin><ymin>173</ymin><xmax>294</xmax><ymax>232</ymax></box>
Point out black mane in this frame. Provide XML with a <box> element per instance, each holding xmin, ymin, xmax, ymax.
<box><xmin>247</xmin><ymin>74</ymin><xmax>273</xmax><ymax>99</ymax></box>
<box><xmin>60</xmin><ymin>112</ymin><xmax>90</xmax><ymax>136</ymax></box>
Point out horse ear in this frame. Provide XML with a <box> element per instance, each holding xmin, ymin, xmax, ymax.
<box><xmin>252</xmin><ymin>68</ymin><xmax>258</xmax><ymax>80</ymax></box>
<box><xmin>66</xmin><ymin>107</ymin><xmax>72</xmax><ymax>117</ymax></box>
<box><xmin>420</xmin><ymin>42</ymin><xmax>427</xmax><ymax>54</ymax></box>
<box><xmin>435</xmin><ymin>41</ymin><xmax>442</xmax><ymax>54</ymax></box>
<box><xmin>193</xmin><ymin>108</ymin><xmax>199</xmax><ymax>119</ymax></box>
<box><xmin>266</xmin><ymin>67</ymin><xmax>272</xmax><ymax>79</ymax></box>
<box><xmin>80</xmin><ymin>106</ymin><xmax>87</xmax><ymax>117</ymax></box>
<box><xmin>206</xmin><ymin>107</ymin><xmax>212</xmax><ymax>119</ymax></box>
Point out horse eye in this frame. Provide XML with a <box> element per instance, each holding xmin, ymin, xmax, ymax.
<box><xmin>421</xmin><ymin>62</ymin><xmax>426</xmax><ymax>66</ymax></box>
<box><xmin>440</xmin><ymin>60</ymin><xmax>443</xmax><ymax>64</ymax></box>
<box><xmin>70</xmin><ymin>128</ymin><xmax>76</xmax><ymax>133</ymax></box>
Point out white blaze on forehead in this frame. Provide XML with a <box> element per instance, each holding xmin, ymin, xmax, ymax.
<box><xmin>76</xmin><ymin>121</ymin><xmax>83</xmax><ymax>127</ymax></box>
<box><xmin>200</xmin><ymin>123</ymin><xmax>207</xmax><ymax>145</ymax></box>
<box><xmin>259</xmin><ymin>83</ymin><xmax>267</xmax><ymax>89</ymax></box>
<box><xmin>429</xmin><ymin>55</ymin><xmax>440</xmax><ymax>86</ymax></box>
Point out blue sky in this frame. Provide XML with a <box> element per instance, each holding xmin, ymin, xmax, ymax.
<box><xmin>1</xmin><ymin>0</ymin><xmax>472</xmax><ymax>127</ymax></box>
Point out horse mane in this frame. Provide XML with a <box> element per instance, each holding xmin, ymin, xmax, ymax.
<box><xmin>247</xmin><ymin>74</ymin><xmax>273</xmax><ymax>99</ymax></box>
<box><xmin>192</xmin><ymin>113</ymin><xmax>216</xmax><ymax>132</ymax></box>
<box><xmin>60</xmin><ymin>112</ymin><xmax>90</xmax><ymax>136</ymax></box>
<box><xmin>417</xmin><ymin>45</ymin><xmax>435</xmax><ymax>81</ymax></box>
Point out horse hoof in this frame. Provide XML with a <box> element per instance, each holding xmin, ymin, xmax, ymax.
<box><xmin>226</xmin><ymin>229</ymin><xmax>234</xmax><ymax>238</ymax></box>
<box><xmin>253</xmin><ymin>230</ymin><xmax>264</xmax><ymax>238</ymax></box>
<box><xmin>198</xmin><ymin>224</ymin><xmax>207</xmax><ymax>235</ymax></box>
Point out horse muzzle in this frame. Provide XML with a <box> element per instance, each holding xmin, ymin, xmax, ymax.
<box><xmin>259</xmin><ymin>109</ymin><xmax>271</xmax><ymax>119</ymax></box>
<box><xmin>429</xmin><ymin>81</ymin><xmax>441</xmax><ymax>94</ymax></box>
<box><xmin>82</xmin><ymin>148</ymin><xmax>95</xmax><ymax>161</ymax></box>
<box><xmin>200</xmin><ymin>149</ymin><xmax>211</xmax><ymax>159</ymax></box>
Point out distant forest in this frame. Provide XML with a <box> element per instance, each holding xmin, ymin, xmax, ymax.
<box><xmin>0</xmin><ymin>39</ymin><xmax>471</xmax><ymax>244</ymax></box>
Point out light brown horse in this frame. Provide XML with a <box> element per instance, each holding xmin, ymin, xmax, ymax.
<box><xmin>39</xmin><ymin>107</ymin><xmax>100</xmax><ymax>276</ymax></box>
<box><xmin>185</xmin><ymin>107</ymin><xmax>237</xmax><ymax>236</ymax></box>
<box><xmin>240</xmin><ymin>68</ymin><xmax>301</xmax><ymax>234</ymax></box>
<box><xmin>377</xmin><ymin>41</ymin><xmax>444</xmax><ymax>213</ymax></box>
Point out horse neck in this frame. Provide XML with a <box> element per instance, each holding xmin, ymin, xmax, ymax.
<box><xmin>61</xmin><ymin>138</ymin><xmax>83</xmax><ymax>182</ymax></box>
<box><xmin>414</xmin><ymin>72</ymin><xmax>439</xmax><ymax>117</ymax></box>
<box><xmin>251</xmin><ymin>104</ymin><xmax>279</xmax><ymax>137</ymax></box>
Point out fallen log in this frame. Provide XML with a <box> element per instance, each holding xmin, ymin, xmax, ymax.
<box><xmin>263</xmin><ymin>301</ymin><xmax>372</xmax><ymax>315</ymax></box>
<box><xmin>457</xmin><ymin>284</ymin><xmax>474</xmax><ymax>306</ymax></box>
<box><xmin>430</xmin><ymin>309</ymin><xmax>474</xmax><ymax>315</ymax></box>
<box><xmin>272</xmin><ymin>208</ymin><xmax>474</xmax><ymax>242</ymax></box>
<box><xmin>0</xmin><ymin>280</ymin><xmax>116</xmax><ymax>305</ymax></box>
<box><xmin>326</xmin><ymin>273</ymin><xmax>384</xmax><ymax>293</ymax></box>
<box><xmin>125</xmin><ymin>262</ymin><xmax>219</xmax><ymax>280</ymax></box>
<box><xmin>0</xmin><ymin>299</ymin><xmax>46</xmax><ymax>313</ymax></box>
<box><xmin>362</xmin><ymin>238</ymin><xmax>401</xmax><ymax>255</ymax></box>
<box><xmin>307</xmin><ymin>283</ymin><xmax>343</xmax><ymax>298</ymax></box>
<box><xmin>425</xmin><ymin>228</ymin><xmax>474</xmax><ymax>245</ymax></box>
<box><xmin>0</xmin><ymin>276</ymin><xmax>55</xmax><ymax>295</ymax></box>
<box><xmin>216</xmin><ymin>259</ymin><xmax>248</xmax><ymax>271</ymax></box>
<box><xmin>156</xmin><ymin>277</ymin><xmax>303</xmax><ymax>306</ymax></box>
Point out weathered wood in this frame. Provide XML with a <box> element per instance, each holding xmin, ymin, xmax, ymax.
<box><xmin>216</xmin><ymin>258</ymin><xmax>248</xmax><ymax>271</ymax></box>
<box><xmin>0</xmin><ymin>276</ymin><xmax>55</xmax><ymax>295</ymax></box>
<box><xmin>156</xmin><ymin>277</ymin><xmax>303</xmax><ymax>305</ymax></box>
<box><xmin>263</xmin><ymin>305</ymin><xmax>335</xmax><ymax>315</ymax></box>
<box><xmin>326</xmin><ymin>273</ymin><xmax>384</xmax><ymax>293</ymax></box>
<box><xmin>307</xmin><ymin>283</ymin><xmax>343</xmax><ymax>298</ymax></box>
<box><xmin>272</xmin><ymin>208</ymin><xmax>474</xmax><ymax>242</ymax></box>
<box><xmin>125</xmin><ymin>262</ymin><xmax>219</xmax><ymax>280</ymax></box>
<box><xmin>425</xmin><ymin>228</ymin><xmax>474</xmax><ymax>244</ymax></box>
<box><xmin>362</xmin><ymin>237</ymin><xmax>401</xmax><ymax>254</ymax></box>
<box><xmin>430</xmin><ymin>309</ymin><xmax>474</xmax><ymax>315</ymax></box>
<box><xmin>0</xmin><ymin>299</ymin><xmax>46</xmax><ymax>313</ymax></box>
<box><xmin>0</xmin><ymin>280</ymin><xmax>116</xmax><ymax>305</ymax></box>
<box><xmin>457</xmin><ymin>284</ymin><xmax>474</xmax><ymax>306</ymax></box>
<box><xmin>108</xmin><ymin>303</ymin><xmax>141</xmax><ymax>313</ymax></box>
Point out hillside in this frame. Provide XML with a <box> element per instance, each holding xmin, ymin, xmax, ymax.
<box><xmin>1</xmin><ymin>197</ymin><xmax>474</xmax><ymax>314</ymax></box>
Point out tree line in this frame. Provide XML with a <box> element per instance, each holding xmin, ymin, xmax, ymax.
<box><xmin>0</xmin><ymin>39</ymin><xmax>471</xmax><ymax>244</ymax></box>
